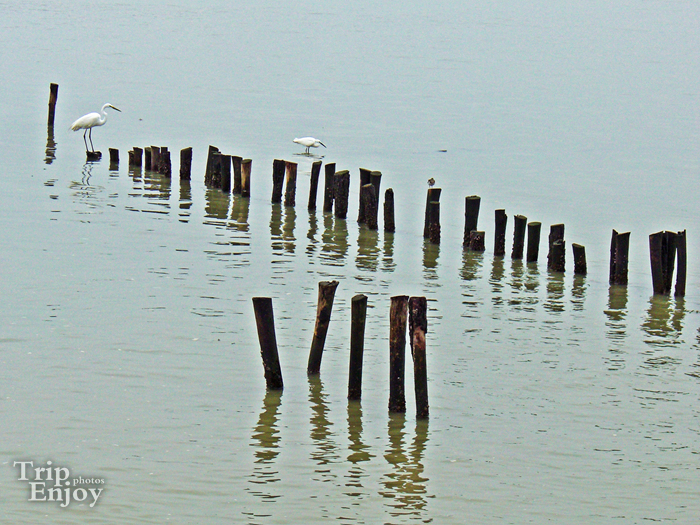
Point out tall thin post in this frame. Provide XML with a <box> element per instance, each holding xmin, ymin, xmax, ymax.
<box><xmin>47</xmin><ymin>83</ymin><xmax>59</xmax><ymax>127</ymax></box>
<box><xmin>409</xmin><ymin>297</ymin><xmax>428</xmax><ymax>419</ymax></box>
<box><xmin>547</xmin><ymin>224</ymin><xmax>565</xmax><ymax>270</ymax></box>
<box><xmin>463</xmin><ymin>195</ymin><xmax>481</xmax><ymax>247</ymax></box>
<box><xmin>179</xmin><ymin>147</ymin><xmax>191</xmax><ymax>180</ymax></box>
<box><xmin>358</xmin><ymin>168</ymin><xmax>372</xmax><ymax>224</ymax></box>
<box><xmin>494</xmin><ymin>209</ymin><xmax>507</xmax><ymax>257</ymax></box>
<box><xmin>427</xmin><ymin>201</ymin><xmax>440</xmax><ymax>244</ymax></box>
<box><xmin>389</xmin><ymin>295</ymin><xmax>409</xmax><ymax>413</ymax></box>
<box><xmin>348</xmin><ymin>294</ymin><xmax>368</xmax><ymax>401</ymax></box>
<box><xmin>572</xmin><ymin>243</ymin><xmax>587</xmax><ymax>275</ymax></box>
<box><xmin>423</xmin><ymin>188</ymin><xmax>441</xmax><ymax>238</ymax></box>
<box><xmin>526</xmin><ymin>222</ymin><xmax>541</xmax><ymax>263</ymax></box>
<box><xmin>307</xmin><ymin>281</ymin><xmax>340</xmax><ymax>375</ymax></box>
<box><xmin>308</xmin><ymin>160</ymin><xmax>322</xmax><ymax>210</ymax></box>
<box><xmin>220</xmin><ymin>154</ymin><xmax>232</xmax><ymax>192</ymax></box>
<box><xmin>284</xmin><ymin>161</ymin><xmax>297</xmax><ymax>207</ymax></box>
<box><xmin>241</xmin><ymin>158</ymin><xmax>252</xmax><ymax>197</ymax></box>
<box><xmin>271</xmin><ymin>159</ymin><xmax>285</xmax><ymax>203</ymax></box>
<box><xmin>360</xmin><ymin>184</ymin><xmax>378</xmax><ymax>230</ymax></box>
<box><xmin>323</xmin><ymin>163</ymin><xmax>336</xmax><ymax>213</ymax></box>
<box><xmin>334</xmin><ymin>170</ymin><xmax>350</xmax><ymax>219</ymax></box>
<box><xmin>384</xmin><ymin>189</ymin><xmax>395</xmax><ymax>233</ymax></box>
<box><xmin>675</xmin><ymin>230</ymin><xmax>687</xmax><ymax>297</ymax></box>
<box><xmin>512</xmin><ymin>215</ymin><xmax>527</xmax><ymax>259</ymax></box>
<box><xmin>252</xmin><ymin>297</ymin><xmax>284</xmax><ymax>390</ymax></box>
<box><xmin>609</xmin><ymin>230</ymin><xmax>630</xmax><ymax>285</ymax></box>
<box><xmin>232</xmin><ymin>156</ymin><xmax>242</xmax><ymax>194</ymax></box>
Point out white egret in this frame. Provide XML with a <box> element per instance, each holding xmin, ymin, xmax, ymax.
<box><xmin>293</xmin><ymin>136</ymin><xmax>326</xmax><ymax>154</ymax></box>
<box><xmin>71</xmin><ymin>103</ymin><xmax>121</xmax><ymax>152</ymax></box>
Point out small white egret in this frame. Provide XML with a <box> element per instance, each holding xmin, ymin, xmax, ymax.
<box><xmin>71</xmin><ymin>103</ymin><xmax>121</xmax><ymax>152</ymax></box>
<box><xmin>293</xmin><ymin>136</ymin><xmax>326</xmax><ymax>154</ymax></box>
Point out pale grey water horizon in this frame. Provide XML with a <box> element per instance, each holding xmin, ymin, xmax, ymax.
<box><xmin>1</xmin><ymin>1</ymin><xmax>699</xmax><ymax>523</ymax></box>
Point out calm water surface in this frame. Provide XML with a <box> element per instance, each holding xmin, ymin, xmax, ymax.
<box><xmin>1</xmin><ymin>1</ymin><xmax>699</xmax><ymax>523</ymax></box>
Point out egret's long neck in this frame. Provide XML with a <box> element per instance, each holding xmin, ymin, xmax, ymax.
<box><xmin>99</xmin><ymin>105</ymin><xmax>110</xmax><ymax>126</ymax></box>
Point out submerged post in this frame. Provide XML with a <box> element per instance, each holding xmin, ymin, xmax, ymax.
<box><xmin>252</xmin><ymin>297</ymin><xmax>284</xmax><ymax>390</ymax></box>
<box><xmin>423</xmin><ymin>188</ymin><xmax>441</xmax><ymax>238</ymax></box>
<box><xmin>512</xmin><ymin>215</ymin><xmax>527</xmax><ymax>259</ymax></box>
<box><xmin>284</xmin><ymin>161</ymin><xmax>297</xmax><ymax>207</ymax></box>
<box><xmin>547</xmin><ymin>224</ymin><xmax>565</xmax><ymax>271</ymax></box>
<box><xmin>675</xmin><ymin>230</ymin><xmax>687</xmax><ymax>297</ymax></box>
<box><xmin>494</xmin><ymin>209</ymin><xmax>507</xmax><ymax>257</ymax></box>
<box><xmin>384</xmin><ymin>188</ymin><xmax>395</xmax><ymax>233</ymax></box>
<box><xmin>220</xmin><ymin>154</ymin><xmax>231</xmax><ymax>191</ymax></box>
<box><xmin>307</xmin><ymin>280</ymin><xmax>340</xmax><ymax>375</ymax></box>
<box><xmin>308</xmin><ymin>160</ymin><xmax>322</xmax><ymax>210</ymax></box>
<box><xmin>469</xmin><ymin>231</ymin><xmax>485</xmax><ymax>252</ymax></box>
<box><xmin>179</xmin><ymin>147</ymin><xmax>192</xmax><ymax>180</ymax></box>
<box><xmin>572</xmin><ymin>243</ymin><xmax>587</xmax><ymax>275</ymax></box>
<box><xmin>389</xmin><ymin>295</ymin><xmax>409</xmax><ymax>413</ymax></box>
<box><xmin>334</xmin><ymin>170</ymin><xmax>350</xmax><ymax>219</ymax></box>
<box><xmin>271</xmin><ymin>159</ymin><xmax>285</xmax><ymax>203</ymax></box>
<box><xmin>47</xmin><ymin>83</ymin><xmax>59</xmax><ymax>127</ymax></box>
<box><xmin>232</xmin><ymin>156</ymin><xmax>242</xmax><ymax>194</ymax></box>
<box><xmin>609</xmin><ymin>230</ymin><xmax>630</xmax><ymax>285</ymax></box>
<box><xmin>526</xmin><ymin>222</ymin><xmax>541</xmax><ymax>263</ymax></box>
<box><xmin>427</xmin><ymin>201</ymin><xmax>440</xmax><ymax>244</ymax></box>
<box><xmin>358</xmin><ymin>168</ymin><xmax>372</xmax><ymax>224</ymax></box>
<box><xmin>323</xmin><ymin>162</ymin><xmax>336</xmax><ymax>213</ymax></box>
<box><xmin>241</xmin><ymin>158</ymin><xmax>252</xmax><ymax>197</ymax></box>
<box><xmin>348</xmin><ymin>294</ymin><xmax>368</xmax><ymax>401</ymax></box>
<box><xmin>463</xmin><ymin>195</ymin><xmax>481</xmax><ymax>248</ymax></box>
<box><xmin>109</xmin><ymin>148</ymin><xmax>119</xmax><ymax>164</ymax></box>
<box><xmin>360</xmin><ymin>184</ymin><xmax>379</xmax><ymax>230</ymax></box>
<box><xmin>409</xmin><ymin>296</ymin><xmax>429</xmax><ymax>419</ymax></box>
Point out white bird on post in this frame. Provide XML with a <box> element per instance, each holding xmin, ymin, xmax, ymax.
<box><xmin>293</xmin><ymin>136</ymin><xmax>326</xmax><ymax>154</ymax></box>
<box><xmin>71</xmin><ymin>103</ymin><xmax>121</xmax><ymax>152</ymax></box>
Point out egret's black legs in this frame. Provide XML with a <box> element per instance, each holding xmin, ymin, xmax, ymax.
<box><xmin>88</xmin><ymin>128</ymin><xmax>95</xmax><ymax>152</ymax></box>
<box><xmin>83</xmin><ymin>130</ymin><xmax>89</xmax><ymax>152</ymax></box>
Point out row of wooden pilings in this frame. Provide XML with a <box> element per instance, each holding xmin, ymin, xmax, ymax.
<box><xmin>252</xmin><ymin>283</ymin><xmax>429</xmax><ymax>419</ymax></box>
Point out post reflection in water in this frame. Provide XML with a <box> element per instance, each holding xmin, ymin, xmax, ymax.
<box><xmin>380</xmin><ymin>413</ymin><xmax>431</xmax><ymax>521</ymax></box>
<box><xmin>204</xmin><ymin>188</ymin><xmax>229</xmax><ymax>221</ymax></box>
<box><xmin>571</xmin><ymin>274</ymin><xmax>587</xmax><ymax>311</ymax></box>
<box><xmin>345</xmin><ymin>401</ymin><xmax>373</xmax><ymax>502</ymax></box>
<box><xmin>245</xmin><ymin>390</ymin><xmax>283</xmax><ymax>508</ymax></box>
<box><xmin>604</xmin><ymin>285</ymin><xmax>629</xmax><ymax>371</ymax></box>
<box><xmin>270</xmin><ymin>203</ymin><xmax>283</xmax><ymax>252</ymax></box>
<box><xmin>489</xmin><ymin>256</ymin><xmax>505</xmax><ymax>309</ymax></box>
<box><xmin>143</xmin><ymin>169</ymin><xmax>171</xmax><ymax>214</ymax></box>
<box><xmin>320</xmin><ymin>214</ymin><xmax>349</xmax><ymax>266</ymax></box>
<box><xmin>356</xmin><ymin>226</ymin><xmax>380</xmax><ymax>273</ymax></box>
<box><xmin>178</xmin><ymin>179</ymin><xmax>192</xmax><ymax>223</ymax></box>
<box><xmin>282</xmin><ymin>206</ymin><xmax>296</xmax><ymax>254</ymax></box>
<box><xmin>306</xmin><ymin>211</ymin><xmax>319</xmax><ymax>258</ymax></box>
<box><xmin>544</xmin><ymin>271</ymin><xmax>565</xmax><ymax>314</ymax></box>
<box><xmin>641</xmin><ymin>295</ymin><xmax>686</xmax><ymax>352</ymax></box>
<box><xmin>422</xmin><ymin>241</ymin><xmax>440</xmax><ymax>285</ymax></box>
<box><xmin>45</xmin><ymin>125</ymin><xmax>57</xmax><ymax>164</ymax></box>
<box><xmin>461</xmin><ymin>249</ymin><xmax>483</xmax><ymax>330</ymax></box>
<box><xmin>308</xmin><ymin>376</ymin><xmax>339</xmax><ymax>520</ymax></box>
<box><xmin>382</xmin><ymin>231</ymin><xmax>396</xmax><ymax>273</ymax></box>
<box><xmin>230</xmin><ymin>193</ymin><xmax>250</xmax><ymax>233</ymax></box>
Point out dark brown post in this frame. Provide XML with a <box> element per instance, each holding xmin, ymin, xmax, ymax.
<box><xmin>550</xmin><ymin>239</ymin><xmax>566</xmax><ymax>272</ymax></box>
<box><xmin>427</xmin><ymin>201</ymin><xmax>440</xmax><ymax>244</ymax></box>
<box><xmin>109</xmin><ymin>148</ymin><xmax>119</xmax><ymax>164</ymax></box>
<box><xmin>358</xmin><ymin>168</ymin><xmax>372</xmax><ymax>223</ymax></box>
<box><xmin>158</xmin><ymin>147</ymin><xmax>169</xmax><ymax>175</ymax></box>
<box><xmin>334</xmin><ymin>170</ymin><xmax>350</xmax><ymax>219</ymax></box>
<box><xmin>572</xmin><ymin>243</ymin><xmax>587</xmax><ymax>275</ymax></box>
<box><xmin>609</xmin><ymin>230</ymin><xmax>630</xmax><ymax>285</ymax></box>
<box><xmin>512</xmin><ymin>215</ymin><xmax>527</xmax><ymax>259</ymax></box>
<box><xmin>463</xmin><ymin>195</ymin><xmax>481</xmax><ymax>247</ymax></box>
<box><xmin>469</xmin><ymin>231</ymin><xmax>485</xmax><ymax>252</ymax></box>
<box><xmin>526</xmin><ymin>222</ymin><xmax>541</xmax><ymax>263</ymax></box>
<box><xmin>241</xmin><ymin>159</ymin><xmax>252</xmax><ymax>197</ymax></box>
<box><xmin>47</xmin><ymin>83</ymin><xmax>59</xmax><ymax>127</ymax></box>
<box><xmin>232</xmin><ymin>156</ymin><xmax>242</xmax><ymax>194</ymax></box>
<box><xmin>409</xmin><ymin>296</ymin><xmax>428</xmax><ymax>419</ymax></box>
<box><xmin>308</xmin><ymin>160</ymin><xmax>322</xmax><ymax>210</ymax></box>
<box><xmin>423</xmin><ymin>188</ymin><xmax>441</xmax><ymax>238</ymax></box>
<box><xmin>307</xmin><ymin>280</ymin><xmax>340</xmax><ymax>375</ymax></box>
<box><xmin>548</xmin><ymin>224</ymin><xmax>565</xmax><ymax>270</ymax></box>
<box><xmin>144</xmin><ymin>147</ymin><xmax>152</xmax><ymax>171</ymax></box>
<box><xmin>204</xmin><ymin>145</ymin><xmax>219</xmax><ymax>186</ymax></box>
<box><xmin>271</xmin><ymin>159</ymin><xmax>285</xmax><ymax>203</ymax></box>
<box><xmin>348</xmin><ymin>294</ymin><xmax>368</xmax><ymax>401</ymax></box>
<box><xmin>284</xmin><ymin>161</ymin><xmax>297</xmax><ymax>207</ymax></box>
<box><xmin>133</xmin><ymin>147</ymin><xmax>143</xmax><ymax>168</ymax></box>
<box><xmin>384</xmin><ymin>189</ymin><xmax>395</xmax><ymax>233</ymax></box>
<box><xmin>649</xmin><ymin>231</ymin><xmax>665</xmax><ymax>294</ymax></box>
<box><xmin>323</xmin><ymin>163</ymin><xmax>336</xmax><ymax>213</ymax></box>
<box><xmin>220</xmin><ymin>154</ymin><xmax>231</xmax><ymax>191</ymax></box>
<box><xmin>360</xmin><ymin>184</ymin><xmax>378</xmax><ymax>230</ymax></box>
<box><xmin>151</xmin><ymin>146</ymin><xmax>161</xmax><ymax>173</ymax></box>
<box><xmin>252</xmin><ymin>297</ymin><xmax>284</xmax><ymax>390</ymax></box>
<box><xmin>209</xmin><ymin>151</ymin><xmax>222</xmax><ymax>188</ymax></box>
<box><xmin>179</xmin><ymin>147</ymin><xmax>192</xmax><ymax>180</ymax></box>
<box><xmin>494</xmin><ymin>209</ymin><xmax>507</xmax><ymax>256</ymax></box>
<box><xmin>675</xmin><ymin>230</ymin><xmax>686</xmax><ymax>297</ymax></box>
<box><xmin>389</xmin><ymin>295</ymin><xmax>409</xmax><ymax>413</ymax></box>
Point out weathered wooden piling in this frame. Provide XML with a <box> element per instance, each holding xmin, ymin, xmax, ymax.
<box><xmin>384</xmin><ymin>189</ymin><xmax>395</xmax><ymax>233</ymax></box>
<box><xmin>323</xmin><ymin>163</ymin><xmax>336</xmax><ymax>213</ymax></box>
<box><xmin>161</xmin><ymin>147</ymin><xmax>172</xmax><ymax>177</ymax></box>
<box><xmin>131</xmin><ymin>147</ymin><xmax>143</xmax><ymax>168</ymax></box>
<box><xmin>348</xmin><ymin>294</ymin><xmax>368</xmax><ymax>401</ymax></box>
<box><xmin>284</xmin><ymin>161</ymin><xmax>297</xmax><ymax>207</ymax></box>
<box><xmin>47</xmin><ymin>83</ymin><xmax>59</xmax><ymax>127</ymax></box>
<box><xmin>675</xmin><ymin>230</ymin><xmax>687</xmax><ymax>297</ymax></box>
<box><xmin>409</xmin><ymin>296</ymin><xmax>429</xmax><ymax>419</ymax></box>
<box><xmin>220</xmin><ymin>154</ymin><xmax>231</xmax><ymax>191</ymax></box>
<box><xmin>358</xmin><ymin>168</ymin><xmax>372</xmax><ymax>224</ymax></box>
<box><xmin>308</xmin><ymin>160</ymin><xmax>322</xmax><ymax>210</ymax></box>
<box><xmin>209</xmin><ymin>151</ymin><xmax>222</xmax><ymax>187</ymax></box>
<box><xmin>334</xmin><ymin>170</ymin><xmax>350</xmax><ymax>219</ymax></box>
<box><xmin>360</xmin><ymin>184</ymin><xmax>379</xmax><ymax>230</ymax></box>
<box><xmin>389</xmin><ymin>295</ymin><xmax>409</xmax><ymax>413</ymax></box>
<box><xmin>307</xmin><ymin>281</ymin><xmax>340</xmax><ymax>375</ymax></box>
<box><xmin>232</xmin><ymin>156</ymin><xmax>242</xmax><ymax>194</ymax></box>
<box><xmin>572</xmin><ymin>243</ymin><xmax>587</xmax><ymax>275</ymax></box>
<box><xmin>151</xmin><ymin>146</ymin><xmax>162</xmax><ymax>173</ymax></box>
<box><xmin>252</xmin><ymin>297</ymin><xmax>284</xmax><ymax>390</ymax></box>
<box><xmin>241</xmin><ymin>159</ymin><xmax>252</xmax><ymax>197</ymax></box>
<box><xmin>609</xmin><ymin>230</ymin><xmax>630</xmax><ymax>285</ymax></box>
<box><xmin>526</xmin><ymin>222</ymin><xmax>541</xmax><ymax>263</ymax></box>
<box><xmin>494</xmin><ymin>209</ymin><xmax>507</xmax><ymax>257</ymax></box>
<box><xmin>86</xmin><ymin>151</ymin><xmax>102</xmax><ymax>161</ymax></box>
<box><xmin>109</xmin><ymin>148</ymin><xmax>119</xmax><ymax>164</ymax></box>
<box><xmin>370</xmin><ymin>171</ymin><xmax>382</xmax><ymax>199</ymax></box>
<box><xmin>271</xmin><ymin>159</ymin><xmax>285</xmax><ymax>203</ymax></box>
<box><xmin>649</xmin><ymin>231</ymin><xmax>678</xmax><ymax>295</ymax></box>
<box><xmin>423</xmin><ymin>188</ymin><xmax>441</xmax><ymax>238</ymax></box>
<box><xmin>463</xmin><ymin>196</ymin><xmax>481</xmax><ymax>247</ymax></box>
<box><xmin>179</xmin><ymin>147</ymin><xmax>192</xmax><ymax>180</ymax></box>
<box><xmin>204</xmin><ymin>145</ymin><xmax>219</xmax><ymax>186</ymax></box>
<box><xmin>144</xmin><ymin>147</ymin><xmax>152</xmax><ymax>171</ymax></box>
<box><xmin>427</xmin><ymin>201</ymin><xmax>440</xmax><ymax>244</ymax></box>
<box><xmin>548</xmin><ymin>224</ymin><xmax>565</xmax><ymax>271</ymax></box>
<box><xmin>512</xmin><ymin>215</ymin><xmax>527</xmax><ymax>259</ymax></box>
<box><xmin>469</xmin><ymin>230</ymin><xmax>486</xmax><ymax>252</ymax></box>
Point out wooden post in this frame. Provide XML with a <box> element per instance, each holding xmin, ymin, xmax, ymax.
<box><xmin>132</xmin><ymin>147</ymin><xmax>143</xmax><ymax>168</ymax></box>
<box><xmin>427</xmin><ymin>201</ymin><xmax>440</xmax><ymax>244</ymax></box>
<box><xmin>463</xmin><ymin>195</ymin><xmax>481</xmax><ymax>247</ymax></box>
<box><xmin>209</xmin><ymin>151</ymin><xmax>222</xmax><ymax>188</ymax></box>
<box><xmin>550</xmin><ymin>239</ymin><xmax>566</xmax><ymax>272</ymax></box>
<box><xmin>423</xmin><ymin>188</ymin><xmax>441</xmax><ymax>238</ymax></box>
<box><xmin>323</xmin><ymin>163</ymin><xmax>336</xmax><ymax>213</ymax></box>
<box><xmin>232</xmin><ymin>156</ymin><xmax>242</xmax><ymax>194</ymax></box>
<box><xmin>609</xmin><ymin>230</ymin><xmax>630</xmax><ymax>285</ymax></box>
<box><xmin>384</xmin><ymin>189</ymin><xmax>395</xmax><ymax>233</ymax></box>
<box><xmin>548</xmin><ymin>224</ymin><xmax>565</xmax><ymax>270</ymax></box>
<box><xmin>308</xmin><ymin>160</ymin><xmax>322</xmax><ymax>210</ymax></box>
<box><xmin>204</xmin><ymin>145</ymin><xmax>219</xmax><ymax>186</ymax></box>
<box><xmin>469</xmin><ymin>231</ymin><xmax>485</xmax><ymax>252</ymax></box>
<box><xmin>675</xmin><ymin>230</ymin><xmax>687</xmax><ymax>297</ymax></box>
<box><xmin>572</xmin><ymin>243</ymin><xmax>587</xmax><ymax>275</ymax></box>
<box><xmin>151</xmin><ymin>146</ymin><xmax>161</xmax><ymax>173</ymax></box>
<box><xmin>271</xmin><ymin>159</ymin><xmax>285</xmax><ymax>203</ymax></box>
<box><xmin>409</xmin><ymin>296</ymin><xmax>428</xmax><ymax>419</ymax></box>
<box><xmin>162</xmin><ymin>148</ymin><xmax>172</xmax><ymax>177</ymax></box>
<box><xmin>389</xmin><ymin>296</ymin><xmax>408</xmax><ymax>413</ymax></box>
<box><xmin>252</xmin><ymin>297</ymin><xmax>284</xmax><ymax>390</ymax></box>
<box><xmin>307</xmin><ymin>280</ymin><xmax>340</xmax><ymax>375</ymax></box>
<box><xmin>526</xmin><ymin>222</ymin><xmax>541</xmax><ymax>263</ymax></box>
<box><xmin>512</xmin><ymin>215</ymin><xmax>527</xmax><ymax>259</ymax></box>
<box><xmin>128</xmin><ymin>150</ymin><xmax>134</xmax><ymax>166</ymax></box>
<box><xmin>179</xmin><ymin>147</ymin><xmax>192</xmax><ymax>180</ymax></box>
<box><xmin>358</xmin><ymin>168</ymin><xmax>372</xmax><ymax>223</ymax></box>
<box><xmin>241</xmin><ymin>158</ymin><xmax>252</xmax><ymax>197</ymax></box>
<box><xmin>494</xmin><ymin>209</ymin><xmax>507</xmax><ymax>257</ymax></box>
<box><xmin>360</xmin><ymin>184</ymin><xmax>378</xmax><ymax>230</ymax></box>
<box><xmin>348</xmin><ymin>294</ymin><xmax>368</xmax><ymax>401</ymax></box>
<box><xmin>284</xmin><ymin>161</ymin><xmax>297</xmax><ymax>207</ymax></box>
<box><xmin>47</xmin><ymin>83</ymin><xmax>59</xmax><ymax>127</ymax></box>
<box><xmin>220</xmin><ymin>154</ymin><xmax>232</xmax><ymax>191</ymax></box>
<box><xmin>109</xmin><ymin>148</ymin><xmax>119</xmax><ymax>164</ymax></box>
<box><xmin>334</xmin><ymin>170</ymin><xmax>350</xmax><ymax>219</ymax></box>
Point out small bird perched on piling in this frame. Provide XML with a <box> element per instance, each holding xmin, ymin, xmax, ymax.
<box><xmin>293</xmin><ymin>137</ymin><xmax>326</xmax><ymax>154</ymax></box>
<box><xmin>71</xmin><ymin>103</ymin><xmax>121</xmax><ymax>152</ymax></box>
<box><xmin>428</xmin><ymin>178</ymin><xmax>435</xmax><ymax>187</ymax></box>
